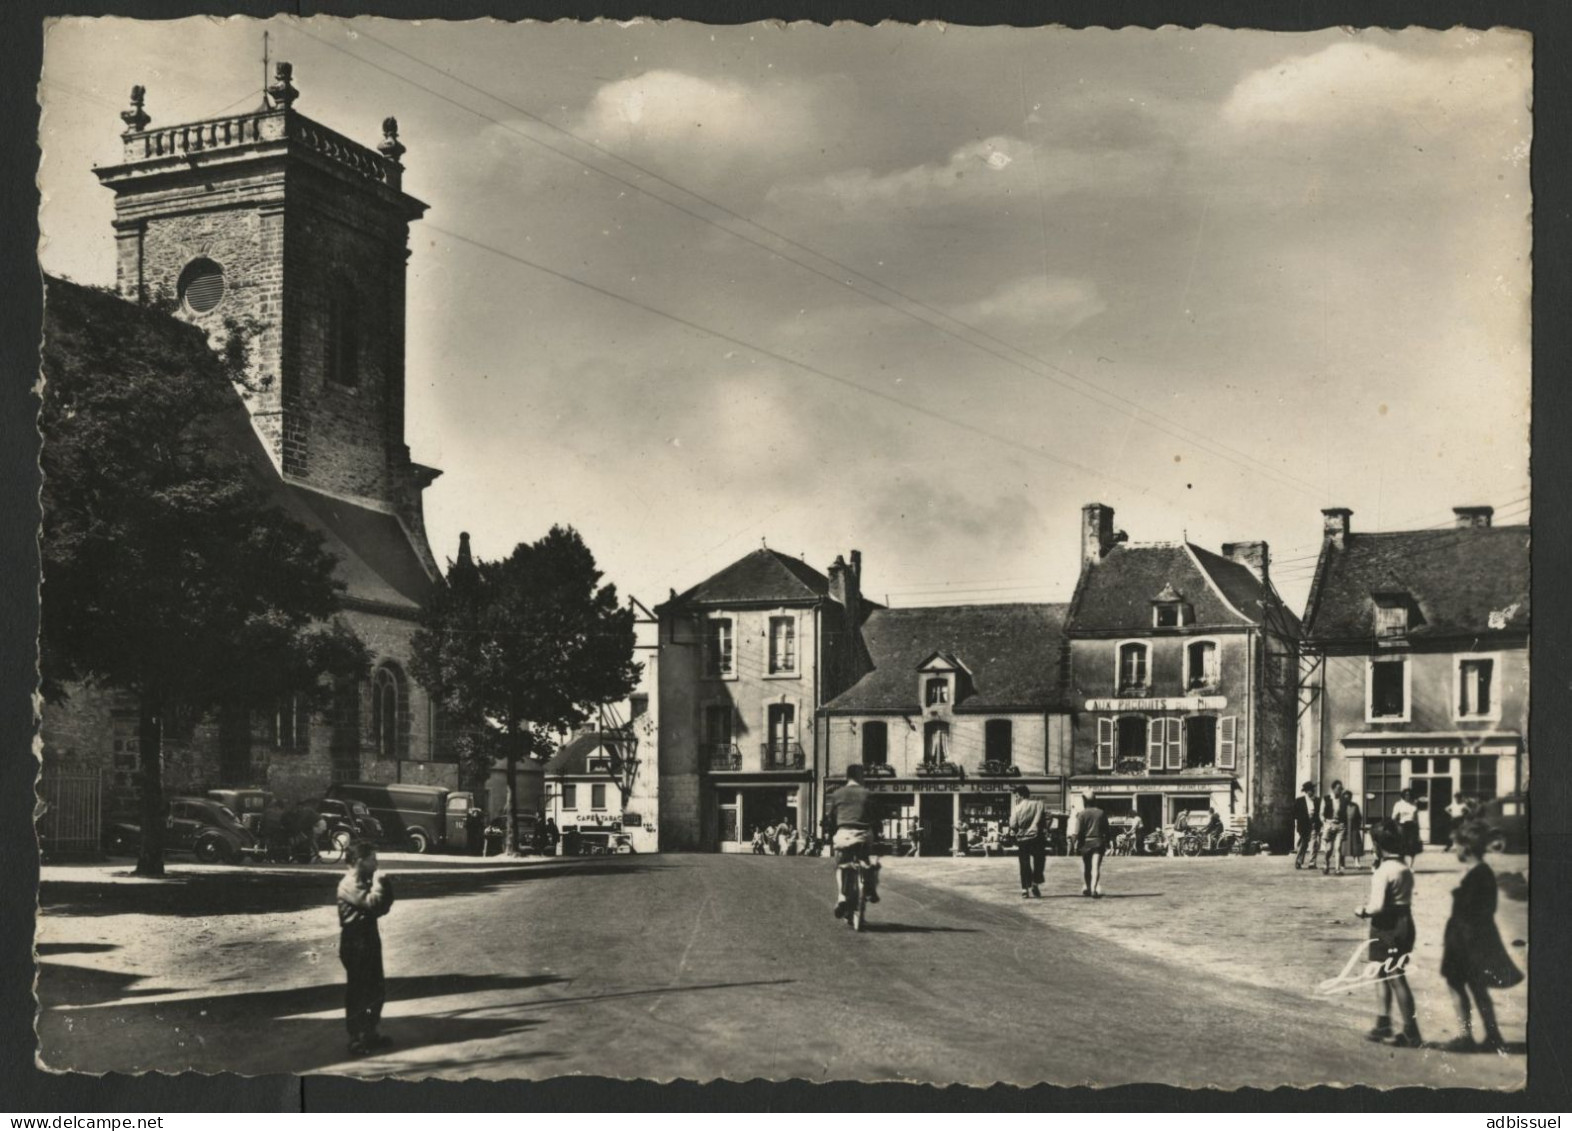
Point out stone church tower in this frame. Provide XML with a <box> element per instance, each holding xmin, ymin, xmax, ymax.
<box><xmin>95</xmin><ymin>65</ymin><xmax>439</xmax><ymax>567</ymax></box>
<box><xmin>49</xmin><ymin>66</ymin><xmax>467</xmax><ymax>807</ymax></box>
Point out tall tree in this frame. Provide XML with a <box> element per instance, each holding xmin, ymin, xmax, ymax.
<box><xmin>411</xmin><ymin>526</ymin><xmax>640</xmax><ymax>855</ymax></box>
<box><xmin>39</xmin><ymin>278</ymin><xmax>369</xmax><ymax>876</ymax></box>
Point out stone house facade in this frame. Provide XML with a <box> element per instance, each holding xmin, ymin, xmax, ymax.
<box><xmin>1064</xmin><ymin>504</ymin><xmax>1301</xmax><ymax>846</ymax></box>
<box><xmin>1299</xmin><ymin>506</ymin><xmax>1529</xmax><ymax>847</ymax></box>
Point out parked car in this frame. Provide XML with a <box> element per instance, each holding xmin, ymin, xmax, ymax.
<box><xmin>102</xmin><ymin>796</ymin><xmax>261</xmax><ymax>864</ymax></box>
<box><xmin>310</xmin><ymin>797</ymin><xmax>387</xmax><ymax>860</ymax></box>
<box><xmin>326</xmin><ymin>781</ymin><xmax>483</xmax><ymax>854</ymax></box>
<box><xmin>1478</xmin><ymin>794</ymin><xmax>1529</xmax><ymax>854</ymax></box>
<box><xmin>206</xmin><ymin>788</ymin><xmax>274</xmax><ymax>835</ymax></box>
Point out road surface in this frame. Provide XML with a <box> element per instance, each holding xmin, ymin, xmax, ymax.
<box><xmin>36</xmin><ymin>852</ymin><xmax>1524</xmax><ymax>1088</ymax></box>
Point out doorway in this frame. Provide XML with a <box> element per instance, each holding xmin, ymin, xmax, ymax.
<box><xmin>1137</xmin><ymin>794</ymin><xmax>1164</xmax><ymax>851</ymax></box>
<box><xmin>1424</xmin><ymin>776</ymin><xmax>1455</xmax><ymax>846</ymax></box>
<box><xmin>920</xmin><ymin>794</ymin><xmax>954</xmax><ymax>855</ymax></box>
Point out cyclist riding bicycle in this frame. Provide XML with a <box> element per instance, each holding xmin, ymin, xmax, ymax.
<box><xmin>827</xmin><ymin>763</ymin><xmax>882</xmax><ymax>918</ymax></box>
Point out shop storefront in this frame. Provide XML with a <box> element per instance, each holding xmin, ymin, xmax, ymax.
<box><xmin>711</xmin><ymin>779</ymin><xmax>811</xmax><ymax>851</ymax></box>
<box><xmin>1335</xmin><ymin>734</ymin><xmax>1522</xmax><ymax>846</ymax></box>
<box><xmin>824</xmin><ymin>776</ymin><xmax>1064</xmax><ymax>854</ymax></box>
<box><xmin>1068</xmin><ymin>771</ymin><xmax>1237</xmax><ymax>832</ymax></box>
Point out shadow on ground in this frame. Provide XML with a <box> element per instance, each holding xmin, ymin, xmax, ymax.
<box><xmin>861</xmin><ymin>923</ymin><xmax>979</xmax><ymax>934</ymax></box>
<box><xmin>37</xmin><ymin>969</ymin><xmax>567</xmax><ymax>1077</ymax></box>
<box><xmin>40</xmin><ymin>858</ymin><xmax>671</xmax><ymax>919</ymax></box>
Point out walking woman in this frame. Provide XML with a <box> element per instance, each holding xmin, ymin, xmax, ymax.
<box><xmin>1357</xmin><ymin>819</ymin><xmax>1422</xmax><ymax>1047</ymax></box>
<box><xmin>1440</xmin><ymin>820</ymin><xmax>1523</xmax><ymax>1052</ymax></box>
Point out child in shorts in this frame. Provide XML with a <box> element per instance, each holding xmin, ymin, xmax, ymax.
<box><xmin>1357</xmin><ymin>819</ymin><xmax>1421</xmax><ymax>1047</ymax></box>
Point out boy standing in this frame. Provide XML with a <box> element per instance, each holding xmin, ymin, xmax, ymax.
<box><xmin>337</xmin><ymin>840</ymin><xmax>396</xmax><ymax>1056</ymax></box>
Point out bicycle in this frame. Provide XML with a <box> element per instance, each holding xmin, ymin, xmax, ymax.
<box><xmin>836</xmin><ymin>846</ymin><xmax>873</xmax><ymax>931</ymax></box>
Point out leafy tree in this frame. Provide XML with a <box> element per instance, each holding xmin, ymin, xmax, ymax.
<box><xmin>39</xmin><ymin>278</ymin><xmax>369</xmax><ymax>876</ymax></box>
<box><xmin>410</xmin><ymin>526</ymin><xmax>640</xmax><ymax>855</ymax></box>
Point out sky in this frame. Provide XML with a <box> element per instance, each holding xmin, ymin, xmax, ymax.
<box><xmin>37</xmin><ymin>19</ymin><xmax>1532</xmax><ymax>616</ymax></box>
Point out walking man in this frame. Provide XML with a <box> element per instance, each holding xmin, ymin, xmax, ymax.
<box><xmin>1069</xmin><ymin>792</ymin><xmax>1112</xmax><ymax>898</ymax></box>
<box><xmin>1293</xmin><ymin>781</ymin><xmax>1320</xmax><ymax>869</ymax></box>
<box><xmin>1008</xmin><ymin>784</ymin><xmax>1048</xmax><ymax>898</ymax></box>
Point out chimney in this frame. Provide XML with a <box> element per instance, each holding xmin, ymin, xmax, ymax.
<box><xmin>1453</xmin><ymin>506</ymin><xmax>1494</xmax><ymax>529</ymax></box>
<box><xmin>1322</xmin><ymin>507</ymin><xmax>1352</xmax><ymax>550</ymax></box>
<box><xmin>1222</xmin><ymin>540</ymin><xmax>1270</xmax><ymax>581</ymax></box>
<box><xmin>1082</xmin><ymin>503</ymin><xmax>1117</xmax><ymax>566</ymax></box>
<box><xmin>828</xmin><ymin>551</ymin><xmax>863</xmax><ymax>626</ymax></box>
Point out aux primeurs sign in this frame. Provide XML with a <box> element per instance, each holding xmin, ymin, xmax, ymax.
<box><xmin>1084</xmin><ymin>696</ymin><xmax>1227</xmax><ymax>712</ymax></box>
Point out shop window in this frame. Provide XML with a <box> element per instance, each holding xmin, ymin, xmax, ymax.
<box><xmin>1457</xmin><ymin>657</ymin><xmax>1495</xmax><ymax>718</ymax></box>
<box><xmin>591</xmin><ymin>783</ymin><xmax>607</xmax><ymax>811</ymax></box>
<box><xmin>985</xmin><ymin>720</ymin><xmax>1013</xmax><ymax>766</ymax></box>
<box><xmin>924</xmin><ymin>720</ymin><xmax>950</xmax><ymax>764</ymax></box>
<box><xmin>1365</xmin><ymin>756</ymin><xmax>1403</xmax><ymax>823</ymax></box>
<box><xmin>768</xmin><ymin>616</ymin><xmax>797</xmax><ymax>674</ymax></box>
<box><xmin>861</xmin><ymin>721</ymin><xmax>888</xmax><ymax>766</ymax></box>
<box><xmin>1368</xmin><ymin>658</ymin><xmax>1409</xmax><ymax>720</ymax></box>
<box><xmin>1117</xmin><ymin>642</ymin><xmax>1149</xmax><ymax>692</ymax></box>
<box><xmin>925</xmin><ymin>677</ymin><xmax>950</xmax><ymax>707</ymax></box>
<box><xmin>705</xmin><ymin>618</ymin><xmax>735</xmax><ymax>678</ymax></box>
<box><xmin>1458</xmin><ymin>756</ymin><xmax>1498</xmax><ymax>800</ymax></box>
<box><xmin>1186</xmin><ymin>641</ymin><xmax>1219</xmax><ymax>689</ymax></box>
<box><xmin>561</xmin><ymin>783</ymin><xmax>577</xmax><ymax>810</ymax></box>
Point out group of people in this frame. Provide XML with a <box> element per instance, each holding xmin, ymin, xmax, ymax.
<box><xmin>1007</xmin><ymin>785</ymin><xmax>1114</xmax><ymax>898</ymax></box>
<box><xmin>260</xmin><ymin>798</ymin><xmax>330</xmax><ymax>864</ymax></box>
<box><xmin>1351</xmin><ymin>816</ymin><xmax>1522</xmax><ymax>1052</ymax></box>
<box><xmin>1294</xmin><ymin>780</ymin><xmax>1488</xmax><ymax>875</ymax></box>
<box><xmin>751</xmin><ymin>822</ymin><xmax>818</xmax><ymax>856</ymax></box>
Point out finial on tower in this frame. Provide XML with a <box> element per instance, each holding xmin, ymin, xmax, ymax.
<box><xmin>378</xmin><ymin>116</ymin><xmax>406</xmax><ymax>162</ymax></box>
<box><xmin>267</xmin><ymin>61</ymin><xmax>299</xmax><ymax>109</ymax></box>
<box><xmin>120</xmin><ymin>85</ymin><xmax>150</xmax><ymax>133</ymax></box>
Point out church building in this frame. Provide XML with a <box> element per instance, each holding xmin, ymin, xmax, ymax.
<box><xmin>41</xmin><ymin>65</ymin><xmax>460</xmax><ymax>816</ymax></box>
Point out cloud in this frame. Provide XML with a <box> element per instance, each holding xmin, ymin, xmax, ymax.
<box><xmin>1221</xmin><ymin>40</ymin><xmax>1529</xmax><ymax>136</ymax></box>
<box><xmin>768</xmin><ymin>134</ymin><xmax>1173</xmax><ymax>214</ymax></box>
<box><xmin>948</xmin><ymin>275</ymin><xmax>1106</xmax><ymax>334</ymax></box>
<box><xmin>574</xmin><ymin>69</ymin><xmax>823</xmax><ymax>165</ymax></box>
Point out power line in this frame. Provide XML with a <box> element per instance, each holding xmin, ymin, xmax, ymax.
<box><xmin>426</xmin><ymin>221</ymin><xmax>1188</xmax><ymax>504</ymax></box>
<box><xmin>290</xmin><ymin>23</ymin><xmax>1331</xmax><ymax>502</ymax></box>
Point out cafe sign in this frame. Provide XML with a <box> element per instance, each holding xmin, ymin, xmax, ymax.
<box><xmin>1084</xmin><ymin>696</ymin><xmax>1227</xmax><ymax>712</ymax></box>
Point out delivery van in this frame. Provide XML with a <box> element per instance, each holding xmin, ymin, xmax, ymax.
<box><xmin>326</xmin><ymin>781</ymin><xmax>481</xmax><ymax>854</ymax></box>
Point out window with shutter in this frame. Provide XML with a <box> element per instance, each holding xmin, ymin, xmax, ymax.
<box><xmin>1096</xmin><ymin>717</ymin><xmax>1115</xmax><ymax>770</ymax></box>
<box><xmin>1166</xmin><ymin>717</ymin><xmax>1182</xmax><ymax>769</ymax></box>
<box><xmin>1149</xmin><ymin>718</ymin><xmax>1166</xmax><ymax>769</ymax></box>
<box><xmin>1218</xmin><ymin>716</ymin><xmax>1238</xmax><ymax>769</ymax></box>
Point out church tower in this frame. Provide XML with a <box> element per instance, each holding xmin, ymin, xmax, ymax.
<box><xmin>95</xmin><ymin>64</ymin><xmax>440</xmax><ymax>567</ymax></box>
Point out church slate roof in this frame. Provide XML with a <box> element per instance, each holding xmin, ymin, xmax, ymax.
<box><xmin>1302</xmin><ymin>526</ymin><xmax>1530</xmax><ymax>643</ymax></box>
<box><xmin>279</xmin><ymin>485</ymin><xmax>434</xmax><ymax>613</ymax></box>
<box><xmin>664</xmin><ymin>547</ymin><xmax>832</xmax><ymax>607</ymax></box>
<box><xmin>822</xmin><ymin>603</ymin><xmax>1072</xmax><ymax>713</ymax></box>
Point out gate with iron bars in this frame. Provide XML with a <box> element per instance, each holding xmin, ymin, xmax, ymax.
<box><xmin>38</xmin><ymin>771</ymin><xmax>103</xmax><ymax>859</ymax></box>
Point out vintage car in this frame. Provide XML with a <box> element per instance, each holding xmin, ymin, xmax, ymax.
<box><xmin>102</xmin><ymin>796</ymin><xmax>261</xmax><ymax>864</ymax></box>
<box><xmin>1477</xmin><ymin>794</ymin><xmax>1528</xmax><ymax>854</ymax></box>
<box><xmin>310</xmin><ymin>797</ymin><xmax>387</xmax><ymax>858</ymax></box>
<box><xmin>206</xmin><ymin>788</ymin><xmax>274</xmax><ymax>835</ymax></box>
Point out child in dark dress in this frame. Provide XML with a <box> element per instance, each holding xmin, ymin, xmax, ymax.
<box><xmin>1441</xmin><ymin>820</ymin><xmax>1523</xmax><ymax>1053</ymax></box>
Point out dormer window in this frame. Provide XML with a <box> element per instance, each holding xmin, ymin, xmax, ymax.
<box><xmin>1151</xmin><ymin>583</ymin><xmax>1189</xmax><ymax>629</ymax></box>
<box><xmin>1372</xmin><ymin>589</ymin><xmax>1414</xmax><ymax>639</ymax></box>
<box><xmin>925</xmin><ymin>677</ymin><xmax>950</xmax><ymax>707</ymax></box>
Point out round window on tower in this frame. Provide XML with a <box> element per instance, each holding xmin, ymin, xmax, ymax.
<box><xmin>178</xmin><ymin>258</ymin><xmax>226</xmax><ymax>314</ymax></box>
